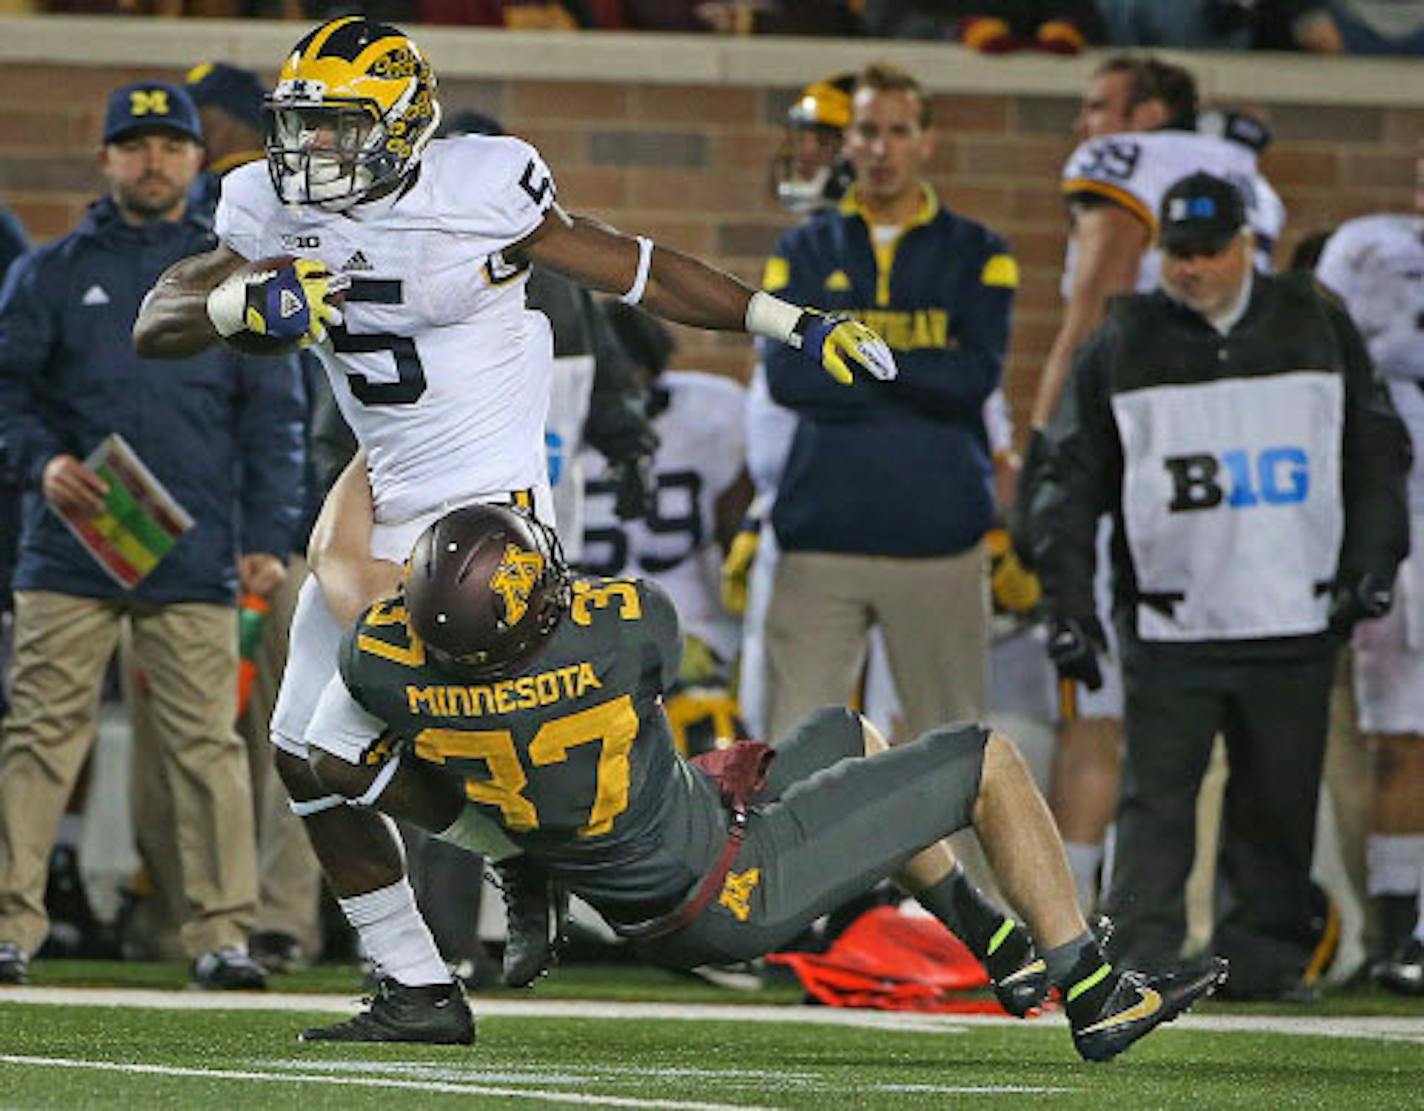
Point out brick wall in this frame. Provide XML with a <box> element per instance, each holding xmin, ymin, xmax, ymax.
<box><xmin>5</xmin><ymin>59</ymin><xmax>1421</xmax><ymax>434</ymax></box>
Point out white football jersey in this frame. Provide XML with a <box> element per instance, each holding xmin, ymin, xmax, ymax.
<box><xmin>1316</xmin><ymin>213</ymin><xmax>1424</xmax><ymax>511</ymax></box>
<box><xmin>216</xmin><ymin>136</ymin><xmax>558</xmax><ymax>524</ymax></box>
<box><xmin>1060</xmin><ymin>129</ymin><xmax>1285</xmax><ymax>296</ymax></box>
<box><xmin>578</xmin><ymin>371</ymin><xmax>747</xmax><ymax>660</ymax></box>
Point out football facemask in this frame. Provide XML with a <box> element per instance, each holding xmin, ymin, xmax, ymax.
<box><xmin>265</xmin><ymin>16</ymin><xmax>441</xmax><ymax>211</ymax></box>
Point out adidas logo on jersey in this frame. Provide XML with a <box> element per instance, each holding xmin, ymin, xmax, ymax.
<box><xmin>343</xmin><ymin>250</ymin><xmax>374</xmax><ymax>272</ymax></box>
<box><xmin>81</xmin><ymin>285</ymin><xmax>110</xmax><ymax>306</ymax></box>
<box><xmin>279</xmin><ymin>288</ymin><xmax>304</xmax><ymax>319</ymax></box>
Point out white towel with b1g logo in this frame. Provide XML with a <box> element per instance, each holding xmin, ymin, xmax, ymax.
<box><xmin>1112</xmin><ymin>371</ymin><xmax>1344</xmax><ymax>641</ymax></box>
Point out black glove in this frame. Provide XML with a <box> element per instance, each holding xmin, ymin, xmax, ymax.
<box><xmin>1328</xmin><ymin>572</ymin><xmax>1394</xmax><ymax>636</ymax></box>
<box><xmin>1047</xmin><ymin>614</ymin><xmax>1106</xmax><ymax>692</ymax></box>
<box><xmin>1009</xmin><ymin>428</ymin><xmax>1049</xmax><ymax>569</ymax></box>
<box><xmin>610</xmin><ymin>454</ymin><xmax>654</xmax><ymax>521</ymax></box>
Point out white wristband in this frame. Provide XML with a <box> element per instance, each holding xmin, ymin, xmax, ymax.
<box><xmin>620</xmin><ymin>235</ymin><xmax>654</xmax><ymax>305</ymax></box>
<box><xmin>206</xmin><ymin>272</ymin><xmax>249</xmax><ymax>338</ymax></box>
<box><xmin>745</xmin><ymin>290</ymin><xmax>805</xmax><ymax>346</ymax></box>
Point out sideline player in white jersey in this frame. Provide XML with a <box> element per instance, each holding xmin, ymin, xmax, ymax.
<box><xmin>134</xmin><ymin>17</ymin><xmax>897</xmax><ymax>1043</ymax></box>
<box><xmin>578</xmin><ymin>304</ymin><xmax>752</xmax><ymax>755</ymax></box>
<box><xmin>1315</xmin><ymin>174</ymin><xmax>1424</xmax><ymax>996</ymax></box>
<box><xmin>1022</xmin><ymin>55</ymin><xmax>1286</xmax><ymax>911</ymax></box>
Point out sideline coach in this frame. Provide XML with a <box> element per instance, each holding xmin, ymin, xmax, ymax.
<box><xmin>1028</xmin><ymin>172</ymin><xmax>1410</xmax><ymax>997</ymax></box>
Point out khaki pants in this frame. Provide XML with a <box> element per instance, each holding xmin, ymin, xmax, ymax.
<box><xmin>129</xmin><ymin>558</ymin><xmax>321</xmax><ymax>958</ymax></box>
<box><xmin>765</xmin><ymin>545</ymin><xmax>988</xmax><ymax>746</ymax></box>
<box><xmin>0</xmin><ymin>591</ymin><xmax>255</xmax><ymax>957</ymax></box>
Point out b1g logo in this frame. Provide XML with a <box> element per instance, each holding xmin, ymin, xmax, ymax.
<box><xmin>1164</xmin><ymin>447</ymin><xmax>1309</xmax><ymax>512</ymax></box>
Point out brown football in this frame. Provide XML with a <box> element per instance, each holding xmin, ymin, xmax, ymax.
<box><xmin>220</xmin><ymin>255</ymin><xmax>345</xmax><ymax>357</ymax></box>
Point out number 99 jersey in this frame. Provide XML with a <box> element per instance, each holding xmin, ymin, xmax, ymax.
<box><xmin>1060</xmin><ymin>129</ymin><xmax>1285</xmax><ymax>296</ymax></box>
<box><xmin>215</xmin><ymin>135</ymin><xmax>559</xmax><ymax>524</ymax></box>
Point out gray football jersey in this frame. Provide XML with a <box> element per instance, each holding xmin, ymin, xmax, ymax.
<box><xmin>340</xmin><ymin>575</ymin><xmax>725</xmax><ymax>919</ymax></box>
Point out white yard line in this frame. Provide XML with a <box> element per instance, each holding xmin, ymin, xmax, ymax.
<box><xmin>0</xmin><ymin>1054</ymin><xmax>774</xmax><ymax>1111</ymax></box>
<box><xmin>1</xmin><ymin>987</ymin><xmax>1421</xmax><ymax>1042</ymax></box>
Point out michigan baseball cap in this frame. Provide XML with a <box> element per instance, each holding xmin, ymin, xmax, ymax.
<box><xmin>104</xmin><ymin>81</ymin><xmax>203</xmax><ymax>145</ymax></box>
<box><xmin>1159</xmin><ymin>172</ymin><xmax>1247</xmax><ymax>255</ymax></box>
<box><xmin>185</xmin><ymin>62</ymin><xmax>265</xmax><ymax>132</ymax></box>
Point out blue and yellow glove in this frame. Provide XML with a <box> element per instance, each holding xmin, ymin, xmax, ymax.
<box><xmin>791</xmin><ymin>309</ymin><xmax>898</xmax><ymax>384</ymax></box>
<box><xmin>987</xmin><ymin>527</ymin><xmax>1041</xmax><ymax>615</ymax></box>
<box><xmin>720</xmin><ymin>515</ymin><xmax>761</xmax><ymax>616</ymax></box>
<box><xmin>208</xmin><ymin>257</ymin><xmax>350</xmax><ymax>348</ymax></box>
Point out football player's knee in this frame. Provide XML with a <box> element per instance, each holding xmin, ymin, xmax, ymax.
<box><xmin>275</xmin><ymin>745</ymin><xmax>330</xmax><ymax>800</ymax></box>
<box><xmin>308</xmin><ymin>747</ymin><xmax>379</xmax><ymax>801</ymax></box>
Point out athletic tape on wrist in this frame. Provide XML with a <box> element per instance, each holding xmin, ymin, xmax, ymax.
<box><xmin>620</xmin><ymin>236</ymin><xmax>654</xmax><ymax>305</ymax></box>
<box><xmin>205</xmin><ymin>273</ymin><xmax>248</xmax><ymax>338</ymax></box>
<box><xmin>745</xmin><ymin>290</ymin><xmax>805</xmax><ymax>346</ymax></box>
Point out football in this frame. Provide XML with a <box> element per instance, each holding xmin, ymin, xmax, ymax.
<box><xmin>219</xmin><ymin>255</ymin><xmax>345</xmax><ymax>357</ymax></box>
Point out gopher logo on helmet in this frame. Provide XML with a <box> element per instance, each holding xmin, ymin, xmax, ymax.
<box><xmin>489</xmin><ymin>543</ymin><xmax>545</xmax><ymax>627</ymax></box>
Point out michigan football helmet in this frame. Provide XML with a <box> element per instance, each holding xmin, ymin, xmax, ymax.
<box><xmin>772</xmin><ymin>74</ymin><xmax>856</xmax><ymax>214</ymax></box>
<box><xmin>265</xmin><ymin>17</ymin><xmax>441</xmax><ymax>210</ymax></box>
<box><xmin>405</xmin><ymin>504</ymin><xmax>570</xmax><ymax>678</ymax></box>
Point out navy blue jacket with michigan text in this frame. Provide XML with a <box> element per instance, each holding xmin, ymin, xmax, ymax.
<box><xmin>763</xmin><ymin>185</ymin><xmax>1017</xmax><ymax>556</ymax></box>
<box><xmin>0</xmin><ymin>196</ymin><xmax>306</xmax><ymax>604</ymax></box>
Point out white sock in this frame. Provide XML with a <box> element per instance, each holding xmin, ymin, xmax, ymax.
<box><xmin>338</xmin><ymin>878</ymin><xmax>450</xmax><ymax>987</ymax></box>
<box><xmin>1064</xmin><ymin>842</ymin><xmax>1104</xmax><ymax>912</ymax></box>
<box><xmin>1366</xmin><ymin>834</ymin><xmax>1424</xmax><ymax>896</ymax></box>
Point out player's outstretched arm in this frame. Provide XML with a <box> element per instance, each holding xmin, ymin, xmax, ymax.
<box><xmin>132</xmin><ymin>244</ymin><xmax>247</xmax><ymax>358</ymax></box>
<box><xmin>522</xmin><ymin>208</ymin><xmax>896</xmax><ymax>384</ymax></box>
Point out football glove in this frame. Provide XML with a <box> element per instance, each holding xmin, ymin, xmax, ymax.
<box><xmin>1328</xmin><ymin>571</ymin><xmax>1394</xmax><ymax>635</ymax></box>
<box><xmin>720</xmin><ymin>516</ymin><xmax>761</xmax><ymax>616</ymax></box>
<box><xmin>791</xmin><ymin>309</ymin><xmax>898</xmax><ymax>384</ymax></box>
<box><xmin>987</xmin><ymin>528</ymin><xmax>1041</xmax><ymax>615</ymax></box>
<box><xmin>609</xmin><ymin>454</ymin><xmax>654</xmax><ymax>521</ymax></box>
<box><xmin>1047</xmin><ymin>614</ymin><xmax>1106</xmax><ymax>692</ymax></box>
<box><xmin>210</xmin><ymin>258</ymin><xmax>349</xmax><ymax>347</ymax></box>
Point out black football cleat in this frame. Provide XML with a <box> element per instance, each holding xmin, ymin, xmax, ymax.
<box><xmin>1071</xmin><ymin>957</ymin><xmax>1227</xmax><ymax>1063</ymax></box>
<box><xmin>300</xmin><ymin>977</ymin><xmax>475</xmax><ymax>1044</ymax></box>
<box><xmin>1376</xmin><ymin>938</ymin><xmax>1424</xmax><ymax>997</ymax></box>
<box><xmin>983</xmin><ymin>921</ymin><xmax>1050</xmax><ymax>1018</ymax></box>
<box><xmin>496</xmin><ymin>858</ymin><xmax>568</xmax><ymax>989</ymax></box>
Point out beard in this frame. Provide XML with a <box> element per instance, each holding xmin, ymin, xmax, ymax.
<box><xmin>113</xmin><ymin>175</ymin><xmax>186</xmax><ymax>221</ymax></box>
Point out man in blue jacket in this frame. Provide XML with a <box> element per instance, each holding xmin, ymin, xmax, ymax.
<box><xmin>0</xmin><ymin>81</ymin><xmax>306</xmax><ymax>989</ymax></box>
<box><xmin>762</xmin><ymin>62</ymin><xmax>1018</xmax><ymax>745</ymax></box>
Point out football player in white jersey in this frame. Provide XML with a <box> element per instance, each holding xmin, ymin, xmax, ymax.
<box><xmin>578</xmin><ymin>304</ymin><xmax>753</xmax><ymax>756</ymax></box>
<box><xmin>134</xmin><ymin>17</ymin><xmax>896</xmax><ymax>1043</ymax></box>
<box><xmin>1022</xmin><ymin>55</ymin><xmax>1287</xmax><ymax>912</ymax></box>
<box><xmin>1315</xmin><ymin>160</ymin><xmax>1424</xmax><ymax>995</ymax></box>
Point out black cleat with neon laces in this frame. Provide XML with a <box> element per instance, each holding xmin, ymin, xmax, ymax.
<box><xmin>299</xmin><ymin>977</ymin><xmax>475</xmax><ymax>1044</ymax></box>
<box><xmin>983</xmin><ymin>921</ymin><xmax>1050</xmax><ymax>1018</ymax></box>
<box><xmin>1070</xmin><ymin>957</ymin><xmax>1228</xmax><ymax>1062</ymax></box>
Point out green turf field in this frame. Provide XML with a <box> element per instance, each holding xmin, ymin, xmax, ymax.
<box><xmin>0</xmin><ymin>964</ymin><xmax>1420</xmax><ymax>1108</ymax></box>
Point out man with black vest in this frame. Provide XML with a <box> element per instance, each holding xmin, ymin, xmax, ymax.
<box><xmin>1029</xmin><ymin>172</ymin><xmax>1411</xmax><ymax>998</ymax></box>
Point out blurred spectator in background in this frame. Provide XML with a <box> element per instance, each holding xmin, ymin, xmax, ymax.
<box><xmin>0</xmin><ymin>201</ymin><xmax>32</xmax><ymax>723</ymax></box>
<box><xmin>1314</xmin><ymin>155</ymin><xmax>1424</xmax><ymax>995</ymax></box>
<box><xmin>958</xmin><ymin>1</ymin><xmax>1105</xmax><ymax>53</ymax></box>
<box><xmin>582</xmin><ymin>302</ymin><xmax>752</xmax><ymax>756</ymax></box>
<box><xmin>1098</xmin><ymin>0</ymin><xmax>1337</xmax><ymax>50</ymax></box>
<box><xmin>119</xmin><ymin>62</ymin><xmax>326</xmax><ymax>974</ymax></box>
<box><xmin>1292</xmin><ymin>1</ymin><xmax>1424</xmax><ymax>53</ymax></box>
<box><xmin>760</xmin><ymin>62</ymin><xmax>1015</xmax><ymax>745</ymax></box>
<box><xmin>0</xmin><ymin>81</ymin><xmax>306</xmax><ymax>989</ymax></box>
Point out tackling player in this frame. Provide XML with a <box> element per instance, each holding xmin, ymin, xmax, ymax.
<box><xmin>1022</xmin><ymin>55</ymin><xmax>1286</xmax><ymax>911</ymax></box>
<box><xmin>1314</xmin><ymin>156</ymin><xmax>1424</xmax><ymax>996</ymax></box>
<box><xmin>303</xmin><ymin>499</ymin><xmax>1226</xmax><ymax>1061</ymax></box>
<box><xmin>134</xmin><ymin>17</ymin><xmax>895</xmax><ymax>1041</ymax></box>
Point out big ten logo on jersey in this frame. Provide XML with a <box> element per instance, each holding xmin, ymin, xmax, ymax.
<box><xmin>281</xmin><ymin>234</ymin><xmax>321</xmax><ymax>251</ymax></box>
<box><xmin>485</xmin><ymin>249</ymin><xmax>529</xmax><ymax>287</ymax></box>
<box><xmin>1165</xmin><ymin>446</ymin><xmax>1309</xmax><ymax>513</ymax></box>
<box><xmin>580</xmin><ymin>471</ymin><xmax>704</xmax><ymax>577</ymax></box>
